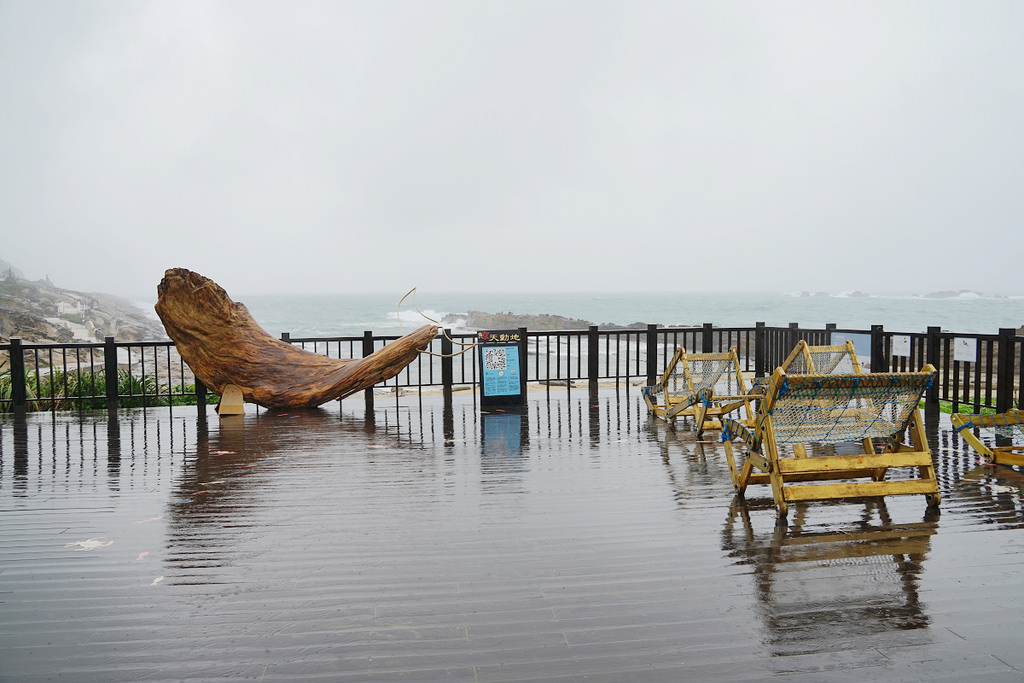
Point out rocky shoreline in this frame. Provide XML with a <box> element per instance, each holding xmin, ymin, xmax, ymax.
<box><xmin>0</xmin><ymin>274</ymin><xmax>165</xmax><ymax>344</ymax></box>
<box><xmin>0</xmin><ymin>273</ymin><xmax>652</xmax><ymax>346</ymax></box>
<box><xmin>440</xmin><ymin>310</ymin><xmax>649</xmax><ymax>331</ymax></box>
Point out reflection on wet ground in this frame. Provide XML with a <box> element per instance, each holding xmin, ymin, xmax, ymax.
<box><xmin>2</xmin><ymin>390</ymin><xmax>1024</xmax><ymax>681</ymax></box>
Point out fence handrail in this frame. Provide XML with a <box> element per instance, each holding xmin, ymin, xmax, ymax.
<box><xmin>2</xmin><ymin>324</ymin><xmax>1021</xmax><ymax>414</ymax></box>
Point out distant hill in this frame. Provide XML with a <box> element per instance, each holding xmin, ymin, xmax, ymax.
<box><xmin>0</xmin><ymin>272</ymin><xmax>165</xmax><ymax>343</ymax></box>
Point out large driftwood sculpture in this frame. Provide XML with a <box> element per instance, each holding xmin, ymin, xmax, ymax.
<box><xmin>154</xmin><ymin>268</ymin><xmax>438</xmax><ymax>409</ymax></box>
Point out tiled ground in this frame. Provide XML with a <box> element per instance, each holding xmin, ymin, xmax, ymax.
<box><xmin>1</xmin><ymin>389</ymin><xmax>1023</xmax><ymax>682</ymax></box>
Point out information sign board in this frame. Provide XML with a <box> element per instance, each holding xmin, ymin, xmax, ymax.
<box><xmin>891</xmin><ymin>335</ymin><xmax>912</xmax><ymax>358</ymax></box>
<box><xmin>954</xmin><ymin>337</ymin><xmax>978</xmax><ymax>363</ymax></box>
<box><xmin>478</xmin><ymin>330</ymin><xmax>527</xmax><ymax>406</ymax></box>
<box><xmin>830</xmin><ymin>332</ymin><xmax>872</xmax><ymax>371</ymax></box>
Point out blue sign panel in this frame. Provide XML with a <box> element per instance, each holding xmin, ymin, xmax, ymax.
<box><xmin>482</xmin><ymin>345</ymin><xmax>521</xmax><ymax>397</ymax></box>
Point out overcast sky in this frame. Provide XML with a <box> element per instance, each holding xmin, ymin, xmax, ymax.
<box><xmin>1</xmin><ymin>1</ymin><xmax>1022</xmax><ymax>297</ymax></box>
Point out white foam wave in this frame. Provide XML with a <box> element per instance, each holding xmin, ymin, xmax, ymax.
<box><xmin>386</xmin><ymin>309</ymin><xmax>449</xmax><ymax>325</ymax></box>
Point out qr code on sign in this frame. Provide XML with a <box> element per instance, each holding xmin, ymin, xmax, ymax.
<box><xmin>484</xmin><ymin>347</ymin><xmax>507</xmax><ymax>371</ymax></box>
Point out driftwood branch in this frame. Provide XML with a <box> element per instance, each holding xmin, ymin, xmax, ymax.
<box><xmin>154</xmin><ymin>268</ymin><xmax>438</xmax><ymax>409</ymax></box>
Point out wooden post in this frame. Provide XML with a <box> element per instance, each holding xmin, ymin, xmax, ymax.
<box><xmin>588</xmin><ymin>325</ymin><xmax>599</xmax><ymax>403</ymax></box>
<box><xmin>755</xmin><ymin>323</ymin><xmax>766</xmax><ymax>378</ymax></box>
<box><xmin>925</xmin><ymin>326</ymin><xmax>941</xmax><ymax>418</ymax></box>
<box><xmin>646</xmin><ymin>324</ymin><xmax>658</xmax><ymax>387</ymax></box>
<box><xmin>104</xmin><ymin>336</ymin><xmax>118</xmax><ymax>411</ymax></box>
<box><xmin>781</xmin><ymin>323</ymin><xmax>800</xmax><ymax>374</ymax></box>
<box><xmin>996</xmin><ymin>327</ymin><xmax>1016</xmax><ymax>413</ymax></box>
<box><xmin>702</xmin><ymin>323</ymin><xmax>714</xmax><ymax>353</ymax></box>
<box><xmin>871</xmin><ymin>325</ymin><xmax>888</xmax><ymax>373</ymax></box>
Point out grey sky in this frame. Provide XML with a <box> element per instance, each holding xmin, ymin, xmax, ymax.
<box><xmin>1</xmin><ymin>1</ymin><xmax>1022</xmax><ymax>297</ymax></box>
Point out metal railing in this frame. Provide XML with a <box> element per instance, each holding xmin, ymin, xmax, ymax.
<box><xmin>2</xmin><ymin>324</ymin><xmax>1021</xmax><ymax>414</ymax></box>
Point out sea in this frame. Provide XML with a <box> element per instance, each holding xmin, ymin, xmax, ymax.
<box><xmin>151</xmin><ymin>290</ymin><xmax>1023</xmax><ymax>339</ymax></box>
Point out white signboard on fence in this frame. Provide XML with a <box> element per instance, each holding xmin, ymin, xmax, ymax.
<box><xmin>953</xmin><ymin>337</ymin><xmax>977</xmax><ymax>363</ymax></box>
<box><xmin>891</xmin><ymin>335</ymin><xmax>911</xmax><ymax>358</ymax></box>
<box><xmin>830</xmin><ymin>332</ymin><xmax>872</xmax><ymax>371</ymax></box>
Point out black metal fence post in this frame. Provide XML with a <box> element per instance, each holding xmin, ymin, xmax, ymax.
<box><xmin>3</xmin><ymin>324</ymin><xmax>1018</xmax><ymax>415</ymax></box>
<box><xmin>755</xmin><ymin>323</ymin><xmax>766</xmax><ymax>378</ymax></box>
<box><xmin>441</xmin><ymin>329</ymin><xmax>453</xmax><ymax>407</ymax></box>
<box><xmin>362</xmin><ymin>331</ymin><xmax>374</xmax><ymax>414</ymax></box>
<box><xmin>10</xmin><ymin>337</ymin><xmax>26</xmax><ymax>411</ymax></box>
<box><xmin>195</xmin><ymin>379</ymin><xmax>208</xmax><ymax>408</ymax></box>
<box><xmin>104</xmin><ymin>336</ymin><xmax>118</xmax><ymax>411</ymax></box>
<box><xmin>107</xmin><ymin>411</ymin><xmax>121</xmax><ymax>465</ymax></box>
<box><xmin>870</xmin><ymin>325</ymin><xmax>888</xmax><ymax>373</ymax></box>
<box><xmin>925</xmin><ymin>326</ymin><xmax>941</xmax><ymax>417</ymax></box>
<box><xmin>996</xmin><ymin>327</ymin><xmax>1016</xmax><ymax>413</ymax></box>
<box><xmin>646</xmin><ymin>324</ymin><xmax>658</xmax><ymax>387</ymax></box>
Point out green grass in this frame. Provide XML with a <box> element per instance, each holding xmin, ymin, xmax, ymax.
<box><xmin>925</xmin><ymin>399</ymin><xmax>1017</xmax><ymax>415</ymax></box>
<box><xmin>0</xmin><ymin>367</ymin><xmax>219</xmax><ymax>412</ymax></box>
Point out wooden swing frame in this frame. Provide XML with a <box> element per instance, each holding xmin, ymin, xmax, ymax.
<box><xmin>644</xmin><ymin>347</ymin><xmax>757</xmax><ymax>436</ymax></box>
<box><xmin>721</xmin><ymin>365</ymin><xmax>941</xmax><ymax>517</ymax></box>
<box><xmin>951</xmin><ymin>409</ymin><xmax>1024</xmax><ymax>467</ymax></box>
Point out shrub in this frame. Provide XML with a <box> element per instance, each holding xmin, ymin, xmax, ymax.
<box><xmin>0</xmin><ymin>366</ymin><xmax>215</xmax><ymax>412</ymax></box>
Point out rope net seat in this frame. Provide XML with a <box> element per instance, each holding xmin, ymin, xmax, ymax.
<box><xmin>643</xmin><ymin>347</ymin><xmax>757</xmax><ymax>435</ymax></box>
<box><xmin>721</xmin><ymin>365</ymin><xmax>940</xmax><ymax>517</ymax></box>
<box><xmin>951</xmin><ymin>409</ymin><xmax>1024</xmax><ymax>467</ymax></box>
<box><xmin>780</xmin><ymin>339</ymin><xmax>864</xmax><ymax>375</ymax></box>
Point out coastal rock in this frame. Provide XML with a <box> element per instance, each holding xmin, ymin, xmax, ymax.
<box><xmin>0</xmin><ymin>271</ymin><xmax>164</xmax><ymax>343</ymax></box>
<box><xmin>442</xmin><ymin>310</ymin><xmax>593</xmax><ymax>331</ymax></box>
<box><xmin>440</xmin><ymin>310</ymin><xmax>657</xmax><ymax>331</ymax></box>
<box><xmin>0</xmin><ymin>305</ymin><xmax>75</xmax><ymax>343</ymax></box>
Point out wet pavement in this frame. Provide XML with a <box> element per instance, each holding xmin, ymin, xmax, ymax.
<box><xmin>1</xmin><ymin>388</ymin><xmax>1023</xmax><ymax>682</ymax></box>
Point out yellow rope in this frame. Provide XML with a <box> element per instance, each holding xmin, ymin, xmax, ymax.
<box><xmin>396</xmin><ymin>287</ymin><xmax>478</xmax><ymax>359</ymax></box>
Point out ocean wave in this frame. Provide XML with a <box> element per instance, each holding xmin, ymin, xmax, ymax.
<box><xmin>242</xmin><ymin>291</ymin><xmax>1021</xmax><ymax>337</ymax></box>
<box><xmin>788</xmin><ymin>290</ymin><xmax>1019</xmax><ymax>301</ymax></box>
<box><xmin>386</xmin><ymin>308</ymin><xmax>449</xmax><ymax>325</ymax></box>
